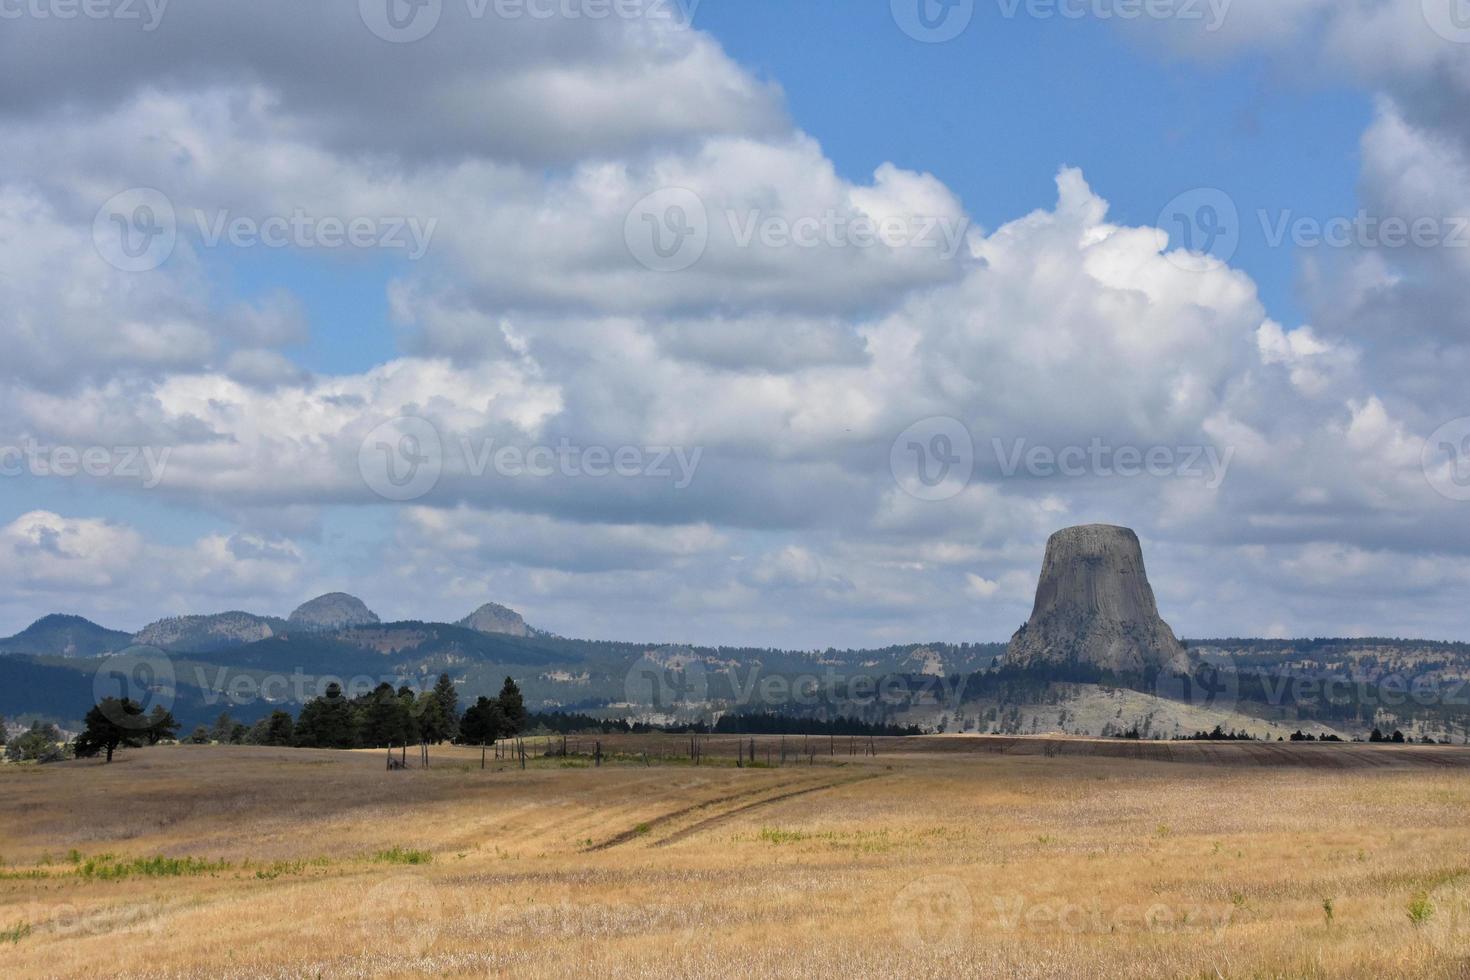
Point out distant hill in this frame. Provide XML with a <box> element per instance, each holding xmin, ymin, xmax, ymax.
<box><xmin>288</xmin><ymin>593</ymin><xmax>380</xmax><ymax>631</ymax></box>
<box><xmin>0</xmin><ymin>615</ymin><xmax>133</xmax><ymax>658</ymax></box>
<box><xmin>458</xmin><ymin>602</ymin><xmax>533</xmax><ymax>637</ymax></box>
<box><xmin>133</xmin><ymin>612</ymin><xmax>289</xmax><ymax>653</ymax></box>
<box><xmin>8</xmin><ymin>593</ymin><xmax>1470</xmax><ymax>742</ymax></box>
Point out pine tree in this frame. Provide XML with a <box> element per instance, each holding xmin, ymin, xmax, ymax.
<box><xmin>497</xmin><ymin>677</ymin><xmax>527</xmax><ymax>736</ymax></box>
<box><xmin>461</xmin><ymin>696</ymin><xmax>507</xmax><ymax>746</ymax></box>
<box><xmin>432</xmin><ymin>673</ymin><xmax>460</xmax><ymax>744</ymax></box>
<box><xmin>75</xmin><ymin>698</ymin><xmax>147</xmax><ymax>763</ymax></box>
<box><xmin>209</xmin><ymin>712</ymin><xmax>234</xmax><ymax>743</ymax></box>
<box><xmin>264</xmin><ymin>710</ymin><xmax>295</xmax><ymax>746</ymax></box>
<box><xmin>145</xmin><ymin>705</ymin><xmax>180</xmax><ymax>745</ymax></box>
<box><xmin>295</xmin><ymin>683</ymin><xmax>357</xmax><ymax>748</ymax></box>
<box><xmin>361</xmin><ymin>683</ymin><xmax>405</xmax><ymax>747</ymax></box>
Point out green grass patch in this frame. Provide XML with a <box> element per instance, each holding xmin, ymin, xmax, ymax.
<box><xmin>1408</xmin><ymin>892</ymin><xmax>1435</xmax><ymax>926</ymax></box>
<box><xmin>757</xmin><ymin>827</ymin><xmax>811</xmax><ymax>845</ymax></box>
<box><xmin>372</xmin><ymin>847</ymin><xmax>432</xmax><ymax>865</ymax></box>
<box><xmin>77</xmin><ymin>855</ymin><xmax>231</xmax><ymax>880</ymax></box>
<box><xmin>1</xmin><ymin>922</ymin><xmax>31</xmax><ymax>945</ymax></box>
<box><xmin>0</xmin><ymin>869</ymin><xmax>50</xmax><ymax>880</ymax></box>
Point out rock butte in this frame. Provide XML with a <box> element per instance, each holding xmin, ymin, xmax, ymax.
<box><xmin>1004</xmin><ymin>524</ymin><xmax>1191</xmax><ymax>675</ymax></box>
<box><xmin>287</xmin><ymin>593</ymin><xmax>381</xmax><ymax>631</ymax></box>
<box><xmin>458</xmin><ymin>602</ymin><xmax>531</xmax><ymax>638</ymax></box>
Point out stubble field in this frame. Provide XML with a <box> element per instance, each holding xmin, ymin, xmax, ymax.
<box><xmin>2</xmin><ymin>736</ymin><xmax>1469</xmax><ymax>978</ymax></box>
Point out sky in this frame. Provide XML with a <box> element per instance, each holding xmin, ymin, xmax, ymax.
<box><xmin>1</xmin><ymin>0</ymin><xmax>1469</xmax><ymax>647</ymax></box>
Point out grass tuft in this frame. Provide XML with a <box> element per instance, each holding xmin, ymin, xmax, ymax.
<box><xmin>372</xmin><ymin>847</ymin><xmax>432</xmax><ymax>865</ymax></box>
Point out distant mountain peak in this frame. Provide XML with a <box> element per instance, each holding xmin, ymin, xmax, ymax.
<box><xmin>458</xmin><ymin>602</ymin><xmax>530</xmax><ymax>638</ymax></box>
<box><xmin>0</xmin><ymin>614</ymin><xmax>133</xmax><ymax>659</ymax></box>
<box><xmin>288</xmin><ymin>593</ymin><xmax>381</xmax><ymax>631</ymax></box>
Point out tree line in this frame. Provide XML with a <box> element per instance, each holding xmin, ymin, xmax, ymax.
<box><xmin>68</xmin><ymin>674</ymin><xmax>528</xmax><ymax>763</ymax></box>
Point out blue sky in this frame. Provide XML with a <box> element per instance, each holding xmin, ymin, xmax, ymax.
<box><xmin>1</xmin><ymin>0</ymin><xmax>1468</xmax><ymax>645</ymax></box>
<box><xmin>699</xmin><ymin>0</ymin><xmax>1371</xmax><ymax>328</ymax></box>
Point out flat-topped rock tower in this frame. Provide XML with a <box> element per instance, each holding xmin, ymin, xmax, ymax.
<box><xmin>1004</xmin><ymin>524</ymin><xmax>1190</xmax><ymax>675</ymax></box>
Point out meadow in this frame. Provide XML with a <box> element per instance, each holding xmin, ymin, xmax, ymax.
<box><xmin>2</xmin><ymin>736</ymin><xmax>1469</xmax><ymax>978</ymax></box>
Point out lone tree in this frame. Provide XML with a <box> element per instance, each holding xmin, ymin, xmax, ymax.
<box><xmin>75</xmin><ymin>698</ymin><xmax>147</xmax><ymax>763</ymax></box>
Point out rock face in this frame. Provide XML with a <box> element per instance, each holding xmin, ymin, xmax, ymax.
<box><xmin>458</xmin><ymin>602</ymin><xmax>530</xmax><ymax>638</ymax></box>
<box><xmin>1004</xmin><ymin>525</ymin><xmax>1190</xmax><ymax>675</ymax></box>
<box><xmin>133</xmin><ymin>612</ymin><xmax>285</xmax><ymax>652</ymax></box>
<box><xmin>288</xmin><ymin>593</ymin><xmax>380</xmax><ymax>631</ymax></box>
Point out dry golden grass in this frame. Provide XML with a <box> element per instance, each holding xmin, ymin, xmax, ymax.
<box><xmin>3</xmin><ymin>737</ymin><xmax>1470</xmax><ymax>978</ymax></box>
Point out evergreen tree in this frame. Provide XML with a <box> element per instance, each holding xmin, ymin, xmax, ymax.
<box><xmin>187</xmin><ymin>725</ymin><xmax>211</xmax><ymax>744</ymax></box>
<box><xmin>497</xmin><ymin>676</ymin><xmax>527</xmax><ymax>736</ymax></box>
<box><xmin>361</xmin><ymin>683</ymin><xmax>406</xmax><ymax>747</ymax></box>
<box><xmin>145</xmin><ymin>705</ymin><xmax>181</xmax><ymax>745</ymax></box>
<box><xmin>264</xmin><ymin>710</ymin><xmax>295</xmax><ymax>746</ymax></box>
<box><xmin>432</xmin><ymin>673</ymin><xmax>460</xmax><ymax>743</ymax></box>
<box><xmin>6</xmin><ymin>721</ymin><xmax>64</xmax><ymax>763</ymax></box>
<box><xmin>75</xmin><ymin>698</ymin><xmax>146</xmax><ymax>763</ymax></box>
<box><xmin>0</xmin><ymin>713</ymin><xmax>6</xmax><ymax>750</ymax></box>
<box><xmin>397</xmin><ymin>686</ymin><xmax>421</xmax><ymax>746</ymax></box>
<box><xmin>460</xmin><ymin>696</ymin><xmax>507</xmax><ymax>746</ymax></box>
<box><xmin>209</xmin><ymin>712</ymin><xmax>234</xmax><ymax>743</ymax></box>
<box><xmin>295</xmin><ymin>683</ymin><xmax>357</xmax><ymax>748</ymax></box>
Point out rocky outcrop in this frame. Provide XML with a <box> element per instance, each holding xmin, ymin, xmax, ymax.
<box><xmin>1004</xmin><ymin>524</ymin><xmax>1190</xmax><ymax>675</ymax></box>
<box><xmin>133</xmin><ymin>611</ymin><xmax>285</xmax><ymax>652</ymax></box>
<box><xmin>458</xmin><ymin>602</ymin><xmax>530</xmax><ymax>638</ymax></box>
<box><xmin>287</xmin><ymin>593</ymin><xmax>380</xmax><ymax>631</ymax></box>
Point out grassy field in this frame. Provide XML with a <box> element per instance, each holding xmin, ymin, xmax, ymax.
<box><xmin>2</xmin><ymin>736</ymin><xmax>1470</xmax><ymax>978</ymax></box>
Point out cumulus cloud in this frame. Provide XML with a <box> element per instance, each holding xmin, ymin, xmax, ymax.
<box><xmin>0</xmin><ymin>1</ymin><xmax>1466</xmax><ymax>645</ymax></box>
<box><xmin>0</xmin><ymin>512</ymin><xmax>307</xmax><ymax>631</ymax></box>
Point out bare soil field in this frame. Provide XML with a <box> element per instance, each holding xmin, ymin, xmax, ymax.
<box><xmin>3</xmin><ymin>736</ymin><xmax>1470</xmax><ymax>978</ymax></box>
